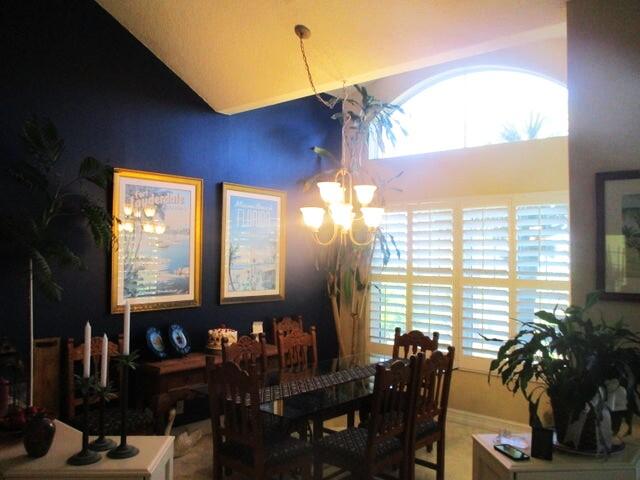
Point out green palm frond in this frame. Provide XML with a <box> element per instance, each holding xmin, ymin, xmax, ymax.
<box><xmin>1</xmin><ymin>118</ymin><xmax>113</xmax><ymax>302</ymax></box>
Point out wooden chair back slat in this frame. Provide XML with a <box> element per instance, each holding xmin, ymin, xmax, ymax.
<box><xmin>65</xmin><ymin>335</ymin><xmax>122</xmax><ymax>420</ymax></box>
<box><xmin>207</xmin><ymin>360</ymin><xmax>263</xmax><ymax>450</ymax></box>
<box><xmin>392</xmin><ymin>327</ymin><xmax>439</xmax><ymax>359</ymax></box>
<box><xmin>366</xmin><ymin>356</ymin><xmax>420</xmax><ymax>461</ymax></box>
<box><xmin>271</xmin><ymin>315</ymin><xmax>304</xmax><ymax>345</ymax></box>
<box><xmin>414</xmin><ymin>347</ymin><xmax>455</xmax><ymax>428</ymax></box>
<box><xmin>222</xmin><ymin>334</ymin><xmax>268</xmax><ymax>374</ymax></box>
<box><xmin>277</xmin><ymin>326</ymin><xmax>318</xmax><ymax>370</ymax></box>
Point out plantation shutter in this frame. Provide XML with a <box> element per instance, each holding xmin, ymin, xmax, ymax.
<box><xmin>462</xmin><ymin>286</ymin><xmax>509</xmax><ymax>359</ymax></box>
<box><xmin>412</xmin><ymin>209</ymin><xmax>453</xmax><ymax>277</ymax></box>
<box><xmin>517</xmin><ymin>289</ymin><xmax>570</xmax><ymax>323</ymax></box>
<box><xmin>516</xmin><ymin>204</ymin><xmax>570</xmax><ymax>281</ymax></box>
<box><xmin>463</xmin><ymin>207</ymin><xmax>509</xmax><ymax>279</ymax></box>
<box><xmin>372</xmin><ymin>211</ymin><xmax>408</xmax><ymax>275</ymax></box>
<box><xmin>369</xmin><ymin>282</ymin><xmax>407</xmax><ymax>344</ymax></box>
<box><xmin>412</xmin><ymin>284</ymin><xmax>453</xmax><ymax>347</ymax></box>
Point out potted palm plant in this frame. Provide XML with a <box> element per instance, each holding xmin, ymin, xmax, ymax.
<box><xmin>301</xmin><ymin>85</ymin><xmax>404</xmax><ymax>356</ymax></box>
<box><xmin>0</xmin><ymin>117</ymin><xmax>113</xmax><ymax>407</ymax></box>
<box><xmin>488</xmin><ymin>292</ymin><xmax>640</xmax><ymax>454</ymax></box>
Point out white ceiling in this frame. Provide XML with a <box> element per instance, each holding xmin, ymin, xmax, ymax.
<box><xmin>96</xmin><ymin>0</ymin><xmax>567</xmax><ymax>115</ymax></box>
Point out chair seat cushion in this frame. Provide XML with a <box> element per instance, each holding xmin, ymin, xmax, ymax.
<box><xmin>315</xmin><ymin>427</ymin><xmax>402</xmax><ymax>466</ymax></box>
<box><xmin>415</xmin><ymin>419</ymin><xmax>439</xmax><ymax>439</ymax></box>
<box><xmin>219</xmin><ymin>436</ymin><xmax>311</xmax><ymax>467</ymax></box>
<box><xmin>68</xmin><ymin>407</ymin><xmax>154</xmax><ymax>435</ymax></box>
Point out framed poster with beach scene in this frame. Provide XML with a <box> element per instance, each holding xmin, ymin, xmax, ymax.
<box><xmin>220</xmin><ymin>183</ymin><xmax>286</xmax><ymax>304</ymax></box>
<box><xmin>596</xmin><ymin>170</ymin><xmax>640</xmax><ymax>301</ymax></box>
<box><xmin>111</xmin><ymin>169</ymin><xmax>203</xmax><ymax>313</ymax></box>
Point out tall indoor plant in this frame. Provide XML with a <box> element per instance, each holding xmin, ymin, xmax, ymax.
<box><xmin>303</xmin><ymin>85</ymin><xmax>404</xmax><ymax>356</ymax></box>
<box><xmin>488</xmin><ymin>292</ymin><xmax>640</xmax><ymax>453</ymax></box>
<box><xmin>0</xmin><ymin>118</ymin><xmax>113</xmax><ymax>405</ymax></box>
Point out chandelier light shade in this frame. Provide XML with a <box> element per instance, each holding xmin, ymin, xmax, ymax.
<box><xmin>354</xmin><ymin>185</ymin><xmax>377</xmax><ymax>206</ymax></box>
<box><xmin>317</xmin><ymin>182</ymin><xmax>344</xmax><ymax>204</ymax></box>
<box><xmin>300</xmin><ymin>207</ymin><xmax>325</xmax><ymax>232</ymax></box>
<box><xmin>361</xmin><ymin>207</ymin><xmax>384</xmax><ymax>229</ymax></box>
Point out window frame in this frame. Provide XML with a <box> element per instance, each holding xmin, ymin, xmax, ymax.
<box><xmin>368</xmin><ymin>191</ymin><xmax>570</xmax><ymax>372</ymax></box>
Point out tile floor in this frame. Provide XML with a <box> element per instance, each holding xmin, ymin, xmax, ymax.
<box><xmin>174</xmin><ymin>416</ymin><xmax>492</xmax><ymax>480</ymax></box>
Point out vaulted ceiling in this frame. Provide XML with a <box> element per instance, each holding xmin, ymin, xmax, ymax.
<box><xmin>96</xmin><ymin>0</ymin><xmax>566</xmax><ymax>115</ymax></box>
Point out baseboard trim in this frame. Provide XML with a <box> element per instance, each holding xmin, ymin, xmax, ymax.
<box><xmin>447</xmin><ymin>408</ymin><xmax>529</xmax><ymax>433</ymax></box>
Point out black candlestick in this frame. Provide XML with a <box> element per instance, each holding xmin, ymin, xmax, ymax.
<box><xmin>107</xmin><ymin>355</ymin><xmax>139</xmax><ymax>459</ymax></box>
<box><xmin>67</xmin><ymin>377</ymin><xmax>101</xmax><ymax>465</ymax></box>
<box><xmin>89</xmin><ymin>395</ymin><xmax>116</xmax><ymax>452</ymax></box>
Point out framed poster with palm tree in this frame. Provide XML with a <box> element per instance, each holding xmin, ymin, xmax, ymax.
<box><xmin>111</xmin><ymin>169</ymin><xmax>203</xmax><ymax>313</ymax></box>
<box><xmin>220</xmin><ymin>183</ymin><xmax>286</xmax><ymax>304</ymax></box>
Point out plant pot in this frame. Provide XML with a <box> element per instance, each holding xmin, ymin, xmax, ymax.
<box><xmin>550</xmin><ymin>395</ymin><xmax>613</xmax><ymax>454</ymax></box>
<box><xmin>23</xmin><ymin>413</ymin><xmax>56</xmax><ymax>458</ymax></box>
<box><xmin>531</xmin><ymin>427</ymin><xmax>554</xmax><ymax>460</ymax></box>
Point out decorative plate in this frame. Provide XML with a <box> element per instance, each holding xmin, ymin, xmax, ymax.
<box><xmin>168</xmin><ymin>324</ymin><xmax>191</xmax><ymax>356</ymax></box>
<box><xmin>145</xmin><ymin>327</ymin><xmax>168</xmax><ymax>359</ymax></box>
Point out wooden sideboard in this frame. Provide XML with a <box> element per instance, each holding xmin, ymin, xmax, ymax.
<box><xmin>0</xmin><ymin>420</ymin><xmax>173</xmax><ymax>479</ymax></box>
<box><xmin>472</xmin><ymin>433</ymin><xmax>640</xmax><ymax>480</ymax></box>
<box><xmin>139</xmin><ymin>345</ymin><xmax>278</xmax><ymax>431</ymax></box>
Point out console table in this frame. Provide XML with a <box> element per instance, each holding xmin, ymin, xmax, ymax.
<box><xmin>139</xmin><ymin>345</ymin><xmax>278</xmax><ymax>431</ymax></box>
<box><xmin>0</xmin><ymin>420</ymin><xmax>173</xmax><ymax>479</ymax></box>
<box><xmin>472</xmin><ymin>433</ymin><xmax>640</xmax><ymax>480</ymax></box>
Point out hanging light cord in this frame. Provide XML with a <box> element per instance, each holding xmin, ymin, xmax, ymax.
<box><xmin>298</xmin><ymin>35</ymin><xmax>339</xmax><ymax>109</ymax></box>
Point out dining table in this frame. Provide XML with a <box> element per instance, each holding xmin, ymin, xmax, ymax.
<box><xmin>199</xmin><ymin>352</ymin><xmax>393</xmax><ymax>441</ymax></box>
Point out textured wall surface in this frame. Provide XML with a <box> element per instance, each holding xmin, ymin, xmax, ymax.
<box><xmin>568</xmin><ymin>0</ymin><xmax>640</xmax><ymax>326</ymax></box>
<box><xmin>0</xmin><ymin>0</ymin><xmax>341</xmax><ymax>367</ymax></box>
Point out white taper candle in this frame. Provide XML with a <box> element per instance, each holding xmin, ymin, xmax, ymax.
<box><xmin>100</xmin><ymin>334</ymin><xmax>108</xmax><ymax>387</ymax></box>
<box><xmin>123</xmin><ymin>301</ymin><xmax>131</xmax><ymax>355</ymax></box>
<box><xmin>83</xmin><ymin>322</ymin><xmax>91</xmax><ymax>378</ymax></box>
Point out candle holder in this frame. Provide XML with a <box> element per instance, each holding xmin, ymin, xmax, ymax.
<box><xmin>67</xmin><ymin>377</ymin><xmax>101</xmax><ymax>466</ymax></box>
<box><xmin>89</xmin><ymin>382</ymin><xmax>116</xmax><ymax>452</ymax></box>
<box><xmin>107</xmin><ymin>352</ymin><xmax>139</xmax><ymax>459</ymax></box>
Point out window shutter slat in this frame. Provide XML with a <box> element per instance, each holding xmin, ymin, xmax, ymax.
<box><xmin>412</xmin><ymin>284</ymin><xmax>453</xmax><ymax>348</ymax></box>
<box><xmin>516</xmin><ymin>204</ymin><xmax>570</xmax><ymax>281</ymax></box>
<box><xmin>462</xmin><ymin>286</ymin><xmax>509</xmax><ymax>359</ymax></box>
<box><xmin>369</xmin><ymin>282</ymin><xmax>406</xmax><ymax>345</ymax></box>
<box><xmin>412</xmin><ymin>209</ymin><xmax>453</xmax><ymax>277</ymax></box>
<box><xmin>463</xmin><ymin>207</ymin><xmax>509</xmax><ymax>279</ymax></box>
<box><xmin>372</xmin><ymin>212</ymin><xmax>408</xmax><ymax>275</ymax></box>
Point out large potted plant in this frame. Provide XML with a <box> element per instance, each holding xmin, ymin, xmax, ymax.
<box><xmin>0</xmin><ymin>117</ymin><xmax>113</xmax><ymax>407</ymax></box>
<box><xmin>488</xmin><ymin>292</ymin><xmax>640</xmax><ymax>454</ymax></box>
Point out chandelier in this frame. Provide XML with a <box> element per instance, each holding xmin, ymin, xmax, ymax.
<box><xmin>295</xmin><ymin>25</ymin><xmax>384</xmax><ymax>246</ymax></box>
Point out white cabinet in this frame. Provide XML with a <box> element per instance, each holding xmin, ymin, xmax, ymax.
<box><xmin>473</xmin><ymin>433</ymin><xmax>640</xmax><ymax>480</ymax></box>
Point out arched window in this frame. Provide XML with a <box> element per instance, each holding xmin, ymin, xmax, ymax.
<box><xmin>370</xmin><ymin>67</ymin><xmax>568</xmax><ymax>159</ymax></box>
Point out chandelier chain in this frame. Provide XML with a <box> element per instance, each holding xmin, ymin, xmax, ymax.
<box><xmin>298</xmin><ymin>36</ymin><xmax>338</xmax><ymax>109</ymax></box>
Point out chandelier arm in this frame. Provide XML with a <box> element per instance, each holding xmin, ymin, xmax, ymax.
<box><xmin>348</xmin><ymin>228</ymin><xmax>376</xmax><ymax>247</ymax></box>
<box><xmin>312</xmin><ymin>224</ymin><xmax>340</xmax><ymax>246</ymax></box>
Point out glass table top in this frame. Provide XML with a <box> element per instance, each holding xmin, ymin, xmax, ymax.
<box><xmin>259</xmin><ymin>353</ymin><xmax>391</xmax><ymax>420</ymax></box>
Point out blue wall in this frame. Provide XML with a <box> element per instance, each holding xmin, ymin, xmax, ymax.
<box><xmin>0</xmin><ymin>1</ymin><xmax>340</xmax><ymax>364</ymax></box>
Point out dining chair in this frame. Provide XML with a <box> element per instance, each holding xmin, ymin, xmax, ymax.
<box><xmin>277</xmin><ymin>326</ymin><xmax>318</xmax><ymax>370</ymax></box>
<box><xmin>65</xmin><ymin>336</ymin><xmax>154</xmax><ymax>434</ymax></box>
<box><xmin>313</xmin><ymin>356</ymin><xmax>421</xmax><ymax>480</ymax></box>
<box><xmin>392</xmin><ymin>327</ymin><xmax>439</xmax><ymax>359</ymax></box>
<box><xmin>207</xmin><ymin>360</ymin><xmax>312</xmax><ymax>480</ymax></box>
<box><xmin>409</xmin><ymin>346</ymin><xmax>455</xmax><ymax>480</ymax></box>
<box><xmin>272</xmin><ymin>315</ymin><xmax>304</xmax><ymax>345</ymax></box>
<box><xmin>222</xmin><ymin>333</ymin><xmax>268</xmax><ymax>374</ymax></box>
